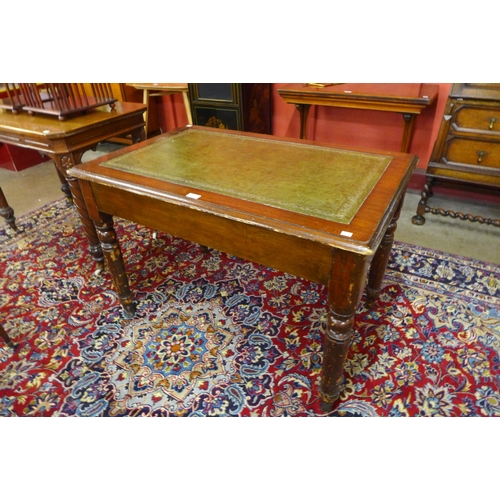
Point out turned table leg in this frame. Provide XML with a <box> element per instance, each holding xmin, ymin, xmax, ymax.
<box><xmin>94</xmin><ymin>212</ymin><xmax>136</xmax><ymax>318</ymax></box>
<box><xmin>48</xmin><ymin>127</ymin><xmax>144</xmax><ymax>270</ymax></box>
<box><xmin>54</xmin><ymin>166</ymin><xmax>73</xmax><ymax>201</ymax></box>
<box><xmin>366</xmin><ymin>198</ymin><xmax>403</xmax><ymax>307</ymax></box>
<box><xmin>319</xmin><ymin>250</ymin><xmax>370</xmax><ymax>412</ymax></box>
<box><xmin>49</xmin><ymin>153</ymin><xmax>105</xmax><ymax>269</ymax></box>
<box><xmin>412</xmin><ymin>176</ymin><xmax>434</xmax><ymax>225</ymax></box>
<box><xmin>0</xmin><ymin>187</ymin><xmax>18</xmax><ymax>231</ymax></box>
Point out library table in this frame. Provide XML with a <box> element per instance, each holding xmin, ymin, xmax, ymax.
<box><xmin>0</xmin><ymin>102</ymin><xmax>146</xmax><ymax>266</ymax></box>
<box><xmin>277</xmin><ymin>83</ymin><xmax>439</xmax><ymax>152</ymax></box>
<box><xmin>69</xmin><ymin>125</ymin><xmax>417</xmax><ymax>411</ymax></box>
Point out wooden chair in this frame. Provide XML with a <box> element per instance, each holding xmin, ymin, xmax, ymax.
<box><xmin>0</xmin><ymin>323</ymin><xmax>15</xmax><ymax>349</ymax></box>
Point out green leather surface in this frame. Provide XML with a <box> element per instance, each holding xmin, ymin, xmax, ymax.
<box><xmin>102</xmin><ymin>128</ymin><xmax>392</xmax><ymax>224</ymax></box>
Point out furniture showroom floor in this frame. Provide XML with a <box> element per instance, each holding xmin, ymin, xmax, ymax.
<box><xmin>1</xmin><ymin>142</ymin><xmax>499</xmax><ymax>265</ymax></box>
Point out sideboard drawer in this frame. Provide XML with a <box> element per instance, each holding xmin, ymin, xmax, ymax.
<box><xmin>444</xmin><ymin>137</ymin><xmax>500</xmax><ymax>168</ymax></box>
<box><xmin>452</xmin><ymin>104</ymin><xmax>500</xmax><ymax>135</ymax></box>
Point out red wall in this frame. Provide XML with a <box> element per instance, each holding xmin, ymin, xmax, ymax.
<box><xmin>272</xmin><ymin>83</ymin><xmax>451</xmax><ymax>172</ymax></box>
<box><xmin>0</xmin><ymin>143</ymin><xmax>46</xmax><ymax>171</ymax></box>
<box><xmin>157</xmin><ymin>93</ymin><xmax>191</xmax><ymax>134</ymax></box>
<box><xmin>157</xmin><ymin>83</ymin><xmax>452</xmax><ymax>180</ymax></box>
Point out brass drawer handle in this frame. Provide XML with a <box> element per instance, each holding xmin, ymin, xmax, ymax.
<box><xmin>477</xmin><ymin>150</ymin><xmax>487</xmax><ymax>163</ymax></box>
<box><xmin>489</xmin><ymin>117</ymin><xmax>497</xmax><ymax>130</ymax></box>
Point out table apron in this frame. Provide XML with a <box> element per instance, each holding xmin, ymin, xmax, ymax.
<box><xmin>0</xmin><ymin>131</ymin><xmax>52</xmax><ymax>151</ymax></box>
<box><xmin>90</xmin><ymin>182</ymin><xmax>336</xmax><ymax>286</ymax></box>
<box><xmin>282</xmin><ymin>97</ymin><xmax>425</xmax><ymax>114</ymax></box>
<box><xmin>59</xmin><ymin>115</ymin><xmax>145</xmax><ymax>151</ymax></box>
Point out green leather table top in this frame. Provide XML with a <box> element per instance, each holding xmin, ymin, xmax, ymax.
<box><xmin>102</xmin><ymin>128</ymin><xmax>392</xmax><ymax>224</ymax></box>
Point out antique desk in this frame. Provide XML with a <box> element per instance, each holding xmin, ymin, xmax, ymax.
<box><xmin>277</xmin><ymin>83</ymin><xmax>439</xmax><ymax>152</ymax></box>
<box><xmin>127</xmin><ymin>83</ymin><xmax>192</xmax><ymax>138</ymax></box>
<box><xmin>0</xmin><ymin>102</ymin><xmax>146</xmax><ymax>265</ymax></box>
<box><xmin>68</xmin><ymin>125</ymin><xmax>417</xmax><ymax>411</ymax></box>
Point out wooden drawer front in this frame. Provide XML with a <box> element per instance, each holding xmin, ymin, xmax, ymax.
<box><xmin>452</xmin><ymin>104</ymin><xmax>500</xmax><ymax>135</ymax></box>
<box><xmin>444</xmin><ymin>137</ymin><xmax>500</xmax><ymax>168</ymax></box>
<box><xmin>428</xmin><ymin>166</ymin><xmax>500</xmax><ymax>186</ymax></box>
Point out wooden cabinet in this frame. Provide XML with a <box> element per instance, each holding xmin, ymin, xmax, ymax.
<box><xmin>412</xmin><ymin>83</ymin><xmax>500</xmax><ymax>226</ymax></box>
<box><xmin>188</xmin><ymin>83</ymin><xmax>272</xmax><ymax>134</ymax></box>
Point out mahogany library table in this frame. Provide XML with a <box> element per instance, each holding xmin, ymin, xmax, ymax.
<box><xmin>0</xmin><ymin>102</ymin><xmax>146</xmax><ymax>265</ymax></box>
<box><xmin>277</xmin><ymin>83</ymin><xmax>439</xmax><ymax>153</ymax></box>
<box><xmin>68</xmin><ymin>125</ymin><xmax>417</xmax><ymax>411</ymax></box>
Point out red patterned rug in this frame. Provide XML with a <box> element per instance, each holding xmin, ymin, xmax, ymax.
<box><xmin>1</xmin><ymin>198</ymin><xmax>499</xmax><ymax>416</ymax></box>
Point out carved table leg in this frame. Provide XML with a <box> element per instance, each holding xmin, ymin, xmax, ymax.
<box><xmin>319</xmin><ymin>250</ymin><xmax>369</xmax><ymax>412</ymax></box>
<box><xmin>0</xmin><ymin>187</ymin><xmax>18</xmax><ymax>231</ymax></box>
<box><xmin>0</xmin><ymin>323</ymin><xmax>16</xmax><ymax>349</ymax></box>
<box><xmin>50</xmin><ymin>153</ymin><xmax>104</xmax><ymax>268</ymax></box>
<box><xmin>366</xmin><ymin>198</ymin><xmax>403</xmax><ymax>308</ymax></box>
<box><xmin>411</xmin><ymin>176</ymin><xmax>434</xmax><ymax>225</ymax></box>
<box><xmin>54</xmin><ymin>166</ymin><xmax>73</xmax><ymax>201</ymax></box>
<box><xmin>95</xmin><ymin>212</ymin><xmax>135</xmax><ymax>318</ymax></box>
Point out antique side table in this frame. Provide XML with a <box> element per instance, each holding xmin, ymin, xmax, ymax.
<box><xmin>277</xmin><ymin>83</ymin><xmax>439</xmax><ymax>152</ymax></box>
<box><xmin>68</xmin><ymin>125</ymin><xmax>417</xmax><ymax>411</ymax></box>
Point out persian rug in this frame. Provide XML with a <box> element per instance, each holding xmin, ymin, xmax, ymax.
<box><xmin>0</xmin><ymin>198</ymin><xmax>499</xmax><ymax>417</ymax></box>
